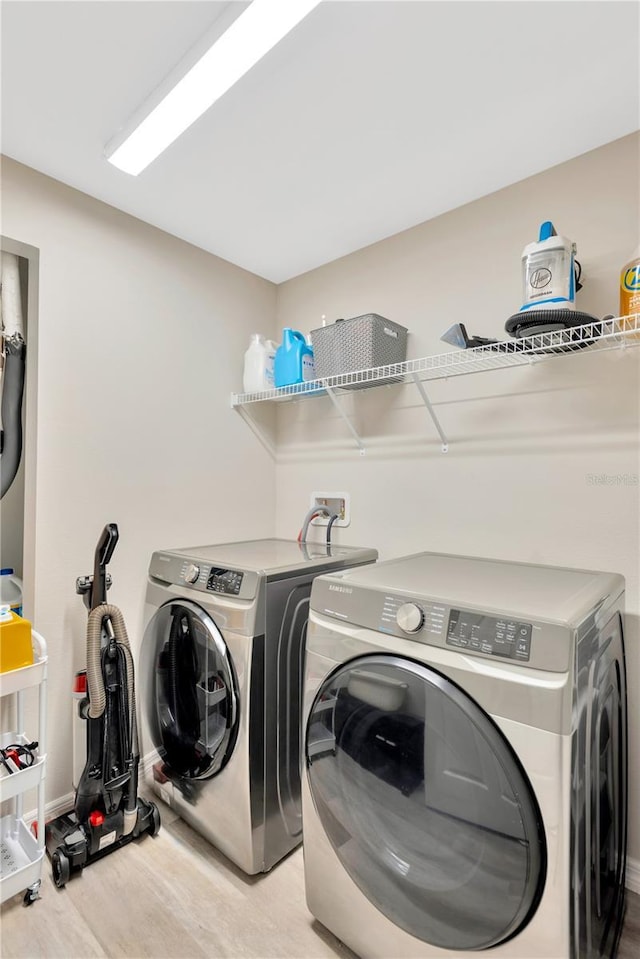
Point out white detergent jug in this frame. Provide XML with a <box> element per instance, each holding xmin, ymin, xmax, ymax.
<box><xmin>243</xmin><ymin>334</ymin><xmax>277</xmax><ymax>393</ymax></box>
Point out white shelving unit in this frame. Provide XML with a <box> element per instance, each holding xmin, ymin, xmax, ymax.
<box><xmin>231</xmin><ymin>314</ymin><xmax>640</xmax><ymax>454</ymax></box>
<box><xmin>0</xmin><ymin>630</ymin><xmax>48</xmax><ymax>906</ymax></box>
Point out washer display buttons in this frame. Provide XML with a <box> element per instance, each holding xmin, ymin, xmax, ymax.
<box><xmin>514</xmin><ymin>623</ymin><xmax>532</xmax><ymax>659</ymax></box>
<box><xmin>447</xmin><ymin>609</ymin><xmax>532</xmax><ymax>661</ymax></box>
<box><xmin>207</xmin><ymin>568</ymin><xmax>244</xmax><ymax>595</ymax></box>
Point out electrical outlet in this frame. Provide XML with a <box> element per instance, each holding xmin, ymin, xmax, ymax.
<box><xmin>310</xmin><ymin>491</ymin><xmax>350</xmax><ymax>527</ymax></box>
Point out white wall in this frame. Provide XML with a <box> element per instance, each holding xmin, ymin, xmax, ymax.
<box><xmin>0</xmin><ymin>157</ymin><xmax>278</xmax><ymax>804</ymax></box>
<box><xmin>274</xmin><ymin>134</ymin><xmax>640</xmax><ymax>868</ymax></box>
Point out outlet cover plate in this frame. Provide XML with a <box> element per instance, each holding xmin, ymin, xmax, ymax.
<box><xmin>310</xmin><ymin>491</ymin><xmax>350</xmax><ymax>527</ymax></box>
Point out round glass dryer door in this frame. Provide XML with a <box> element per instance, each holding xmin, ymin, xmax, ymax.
<box><xmin>149</xmin><ymin>599</ymin><xmax>238</xmax><ymax>780</ymax></box>
<box><xmin>306</xmin><ymin>655</ymin><xmax>546</xmax><ymax>951</ymax></box>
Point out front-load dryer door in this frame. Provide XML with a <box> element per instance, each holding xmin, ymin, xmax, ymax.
<box><xmin>149</xmin><ymin>599</ymin><xmax>239</xmax><ymax>783</ymax></box>
<box><xmin>306</xmin><ymin>654</ymin><xmax>546</xmax><ymax>952</ymax></box>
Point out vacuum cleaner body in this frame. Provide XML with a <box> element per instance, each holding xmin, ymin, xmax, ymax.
<box><xmin>46</xmin><ymin>525</ymin><xmax>159</xmax><ymax>887</ymax></box>
<box><xmin>45</xmin><ymin>797</ymin><xmax>157</xmax><ymax>878</ymax></box>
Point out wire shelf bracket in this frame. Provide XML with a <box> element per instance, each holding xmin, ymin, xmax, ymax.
<box><xmin>324</xmin><ymin>385</ymin><xmax>366</xmax><ymax>455</ymax></box>
<box><xmin>411</xmin><ymin>373</ymin><xmax>448</xmax><ymax>452</ymax></box>
<box><xmin>231</xmin><ymin>399</ymin><xmax>277</xmax><ymax>459</ymax></box>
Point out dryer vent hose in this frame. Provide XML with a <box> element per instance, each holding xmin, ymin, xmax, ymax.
<box><xmin>1</xmin><ymin>252</ymin><xmax>26</xmax><ymax>501</ymax></box>
<box><xmin>0</xmin><ymin>335</ymin><xmax>26</xmax><ymax>500</ymax></box>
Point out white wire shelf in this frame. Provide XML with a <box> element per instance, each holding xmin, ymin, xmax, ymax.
<box><xmin>231</xmin><ymin>315</ymin><xmax>640</xmax><ymax>455</ymax></box>
<box><xmin>231</xmin><ymin>315</ymin><xmax>639</xmax><ymax>406</ymax></box>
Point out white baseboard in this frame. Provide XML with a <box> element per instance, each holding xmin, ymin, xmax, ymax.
<box><xmin>627</xmin><ymin>856</ymin><xmax>640</xmax><ymax>895</ymax></box>
<box><xmin>23</xmin><ymin>791</ymin><xmax>75</xmax><ymax>825</ymax></box>
<box><xmin>140</xmin><ymin>749</ymin><xmax>160</xmax><ymax>775</ymax></box>
<box><xmin>46</xmin><ymin>791</ymin><xmax>75</xmax><ymax>820</ymax></box>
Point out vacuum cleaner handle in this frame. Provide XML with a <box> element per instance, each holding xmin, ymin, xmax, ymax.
<box><xmin>90</xmin><ymin>523</ymin><xmax>119</xmax><ymax>610</ymax></box>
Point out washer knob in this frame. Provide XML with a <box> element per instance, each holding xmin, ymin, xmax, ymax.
<box><xmin>396</xmin><ymin>603</ymin><xmax>425</xmax><ymax>634</ymax></box>
<box><xmin>184</xmin><ymin>563</ymin><xmax>200</xmax><ymax>584</ymax></box>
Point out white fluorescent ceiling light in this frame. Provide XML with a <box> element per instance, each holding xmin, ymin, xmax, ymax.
<box><xmin>107</xmin><ymin>0</ymin><xmax>322</xmax><ymax>176</ymax></box>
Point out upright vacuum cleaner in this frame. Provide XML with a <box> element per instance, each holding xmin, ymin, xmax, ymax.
<box><xmin>46</xmin><ymin>524</ymin><xmax>160</xmax><ymax>887</ymax></box>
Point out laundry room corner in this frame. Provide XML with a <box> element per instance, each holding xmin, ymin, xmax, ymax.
<box><xmin>0</xmin><ymin>157</ymin><xmax>279</xmax><ymax>809</ymax></box>
<box><xmin>274</xmin><ymin>132</ymin><xmax>640</xmax><ymax>881</ymax></box>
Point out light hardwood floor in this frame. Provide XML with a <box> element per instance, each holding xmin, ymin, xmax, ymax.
<box><xmin>1</xmin><ymin>796</ymin><xmax>639</xmax><ymax>958</ymax></box>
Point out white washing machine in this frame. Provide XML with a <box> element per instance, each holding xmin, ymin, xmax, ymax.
<box><xmin>302</xmin><ymin>551</ymin><xmax>627</xmax><ymax>959</ymax></box>
<box><xmin>139</xmin><ymin>538</ymin><xmax>377</xmax><ymax>874</ymax></box>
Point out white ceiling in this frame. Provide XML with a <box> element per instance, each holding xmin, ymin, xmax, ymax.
<box><xmin>2</xmin><ymin>1</ymin><xmax>638</xmax><ymax>283</ymax></box>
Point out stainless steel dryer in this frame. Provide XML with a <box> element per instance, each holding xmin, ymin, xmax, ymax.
<box><xmin>302</xmin><ymin>551</ymin><xmax>627</xmax><ymax>959</ymax></box>
<box><xmin>139</xmin><ymin>538</ymin><xmax>377</xmax><ymax>874</ymax></box>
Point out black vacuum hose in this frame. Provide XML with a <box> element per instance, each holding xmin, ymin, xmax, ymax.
<box><xmin>0</xmin><ymin>336</ymin><xmax>26</xmax><ymax>500</ymax></box>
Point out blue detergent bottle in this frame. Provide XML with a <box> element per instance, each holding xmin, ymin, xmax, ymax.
<box><xmin>274</xmin><ymin>329</ymin><xmax>315</xmax><ymax>387</ymax></box>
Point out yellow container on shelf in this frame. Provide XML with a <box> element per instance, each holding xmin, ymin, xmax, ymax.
<box><xmin>0</xmin><ymin>604</ymin><xmax>33</xmax><ymax>673</ymax></box>
<box><xmin>619</xmin><ymin>249</ymin><xmax>640</xmax><ymax>334</ymax></box>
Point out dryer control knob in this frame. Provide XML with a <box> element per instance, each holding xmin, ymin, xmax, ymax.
<box><xmin>184</xmin><ymin>563</ymin><xmax>200</xmax><ymax>584</ymax></box>
<box><xmin>396</xmin><ymin>603</ymin><xmax>424</xmax><ymax>634</ymax></box>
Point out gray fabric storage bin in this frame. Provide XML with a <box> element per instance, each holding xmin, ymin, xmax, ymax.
<box><xmin>310</xmin><ymin>314</ymin><xmax>408</xmax><ymax>389</ymax></box>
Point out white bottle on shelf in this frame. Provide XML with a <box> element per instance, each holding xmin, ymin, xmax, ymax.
<box><xmin>264</xmin><ymin>339</ymin><xmax>278</xmax><ymax>389</ymax></box>
<box><xmin>243</xmin><ymin>334</ymin><xmax>274</xmax><ymax>393</ymax></box>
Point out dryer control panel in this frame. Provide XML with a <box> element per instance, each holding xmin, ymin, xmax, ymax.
<box><xmin>383</xmin><ymin>595</ymin><xmax>530</xmax><ymax>661</ymax></box>
<box><xmin>311</xmin><ymin>577</ymin><xmax>573</xmax><ymax>671</ymax></box>
<box><xmin>447</xmin><ymin>607</ymin><xmax>532</xmax><ymax>661</ymax></box>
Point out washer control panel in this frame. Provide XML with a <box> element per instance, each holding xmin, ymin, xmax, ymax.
<box><xmin>178</xmin><ymin>560</ymin><xmax>243</xmax><ymax>595</ymax></box>
<box><xmin>206</xmin><ymin>566</ymin><xmax>244</xmax><ymax>596</ymax></box>
<box><xmin>447</xmin><ymin>607</ymin><xmax>532</xmax><ymax>661</ymax></box>
<box><xmin>381</xmin><ymin>594</ymin><xmax>446</xmax><ymax>637</ymax></box>
<box><xmin>150</xmin><ymin>552</ymin><xmax>258</xmax><ymax>601</ymax></box>
<box><xmin>396</xmin><ymin>602</ymin><xmax>425</xmax><ymax>634</ymax></box>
